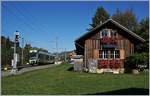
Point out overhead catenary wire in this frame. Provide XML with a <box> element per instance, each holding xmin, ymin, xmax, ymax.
<box><xmin>2</xmin><ymin>5</ymin><xmax>38</xmax><ymax>34</ymax></box>
<box><xmin>13</xmin><ymin>4</ymin><xmax>61</xmax><ymax>51</ymax></box>
<box><xmin>2</xmin><ymin>4</ymin><xmax>42</xmax><ymax>44</ymax></box>
<box><xmin>11</xmin><ymin>5</ymin><xmax>45</xmax><ymax>35</ymax></box>
<box><xmin>2</xmin><ymin>4</ymin><xmax>50</xmax><ymax>49</ymax></box>
<box><xmin>14</xmin><ymin>4</ymin><xmax>68</xmax><ymax>53</ymax></box>
<box><xmin>2</xmin><ymin>5</ymin><xmax>36</xmax><ymax>46</ymax></box>
<box><xmin>19</xmin><ymin>5</ymin><xmax>56</xmax><ymax>37</ymax></box>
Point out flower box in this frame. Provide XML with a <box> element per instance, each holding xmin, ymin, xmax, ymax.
<box><xmin>119</xmin><ymin>68</ymin><xmax>125</xmax><ymax>74</ymax></box>
<box><xmin>113</xmin><ymin>69</ymin><xmax>120</xmax><ymax>74</ymax></box>
<box><xmin>100</xmin><ymin>37</ymin><xmax>117</xmax><ymax>44</ymax></box>
<box><xmin>97</xmin><ymin>69</ymin><xmax>104</xmax><ymax>74</ymax></box>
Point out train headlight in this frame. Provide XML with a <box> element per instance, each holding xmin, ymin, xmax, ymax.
<box><xmin>29</xmin><ymin>50</ymin><xmax>33</xmax><ymax>53</ymax></box>
<box><xmin>33</xmin><ymin>50</ymin><xmax>37</xmax><ymax>52</ymax></box>
<box><xmin>29</xmin><ymin>50</ymin><xmax>37</xmax><ymax>53</ymax></box>
<box><xmin>4</xmin><ymin>67</ymin><xmax>8</xmax><ymax>71</ymax></box>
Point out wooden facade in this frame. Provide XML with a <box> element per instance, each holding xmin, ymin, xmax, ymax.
<box><xmin>75</xmin><ymin>19</ymin><xmax>145</xmax><ymax>71</ymax></box>
<box><xmin>84</xmin><ymin>29</ymin><xmax>134</xmax><ymax>69</ymax></box>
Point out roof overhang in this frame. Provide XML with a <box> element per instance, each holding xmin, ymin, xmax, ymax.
<box><xmin>75</xmin><ymin>19</ymin><xmax>145</xmax><ymax>43</ymax></box>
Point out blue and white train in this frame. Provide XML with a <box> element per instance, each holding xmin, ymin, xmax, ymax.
<box><xmin>29</xmin><ymin>50</ymin><xmax>55</xmax><ymax>65</ymax></box>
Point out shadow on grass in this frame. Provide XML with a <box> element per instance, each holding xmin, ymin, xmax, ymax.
<box><xmin>85</xmin><ymin>88</ymin><xmax>149</xmax><ymax>95</ymax></box>
<box><xmin>67</xmin><ymin>66</ymin><xmax>74</xmax><ymax>71</ymax></box>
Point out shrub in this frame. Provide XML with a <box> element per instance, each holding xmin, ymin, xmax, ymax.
<box><xmin>125</xmin><ymin>52</ymin><xmax>148</xmax><ymax>70</ymax></box>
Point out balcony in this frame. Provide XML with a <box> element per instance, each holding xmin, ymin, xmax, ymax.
<box><xmin>100</xmin><ymin>36</ymin><xmax>117</xmax><ymax>44</ymax></box>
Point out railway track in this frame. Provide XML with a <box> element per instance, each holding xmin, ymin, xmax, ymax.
<box><xmin>2</xmin><ymin>62</ymin><xmax>62</xmax><ymax>77</ymax></box>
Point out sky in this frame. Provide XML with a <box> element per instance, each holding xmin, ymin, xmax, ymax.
<box><xmin>1</xmin><ymin>1</ymin><xmax>149</xmax><ymax>53</ymax></box>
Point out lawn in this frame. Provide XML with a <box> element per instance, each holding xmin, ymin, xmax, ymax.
<box><xmin>2</xmin><ymin>63</ymin><xmax>149</xmax><ymax>95</ymax></box>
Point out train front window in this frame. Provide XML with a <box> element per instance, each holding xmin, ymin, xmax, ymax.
<box><xmin>30</xmin><ymin>53</ymin><xmax>37</xmax><ymax>58</ymax></box>
<box><xmin>30</xmin><ymin>57</ymin><xmax>37</xmax><ymax>60</ymax></box>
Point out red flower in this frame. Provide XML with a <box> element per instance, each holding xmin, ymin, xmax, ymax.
<box><xmin>101</xmin><ymin>37</ymin><xmax>117</xmax><ymax>44</ymax></box>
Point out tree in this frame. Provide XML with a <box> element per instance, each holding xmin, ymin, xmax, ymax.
<box><xmin>135</xmin><ymin>17</ymin><xmax>149</xmax><ymax>53</ymax></box>
<box><xmin>139</xmin><ymin>17</ymin><xmax>149</xmax><ymax>41</ymax></box>
<box><xmin>1</xmin><ymin>36</ymin><xmax>14</xmax><ymax>68</ymax></box>
<box><xmin>111</xmin><ymin>8</ymin><xmax>124</xmax><ymax>24</ymax></box>
<box><xmin>1</xmin><ymin>36</ymin><xmax>7</xmax><ymax>67</ymax></box>
<box><xmin>88</xmin><ymin>6</ymin><xmax>110</xmax><ymax>30</ymax></box>
<box><xmin>23</xmin><ymin>44</ymin><xmax>32</xmax><ymax>64</ymax></box>
<box><xmin>112</xmin><ymin>8</ymin><xmax>138</xmax><ymax>32</ymax></box>
<box><xmin>6</xmin><ymin>37</ymin><xmax>13</xmax><ymax>65</ymax></box>
<box><xmin>126</xmin><ymin>52</ymin><xmax>148</xmax><ymax>70</ymax></box>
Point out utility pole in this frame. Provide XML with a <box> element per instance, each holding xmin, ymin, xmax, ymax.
<box><xmin>64</xmin><ymin>48</ymin><xmax>67</xmax><ymax>62</ymax></box>
<box><xmin>50</xmin><ymin>37</ymin><xmax>59</xmax><ymax>64</ymax></box>
<box><xmin>56</xmin><ymin>37</ymin><xmax>58</xmax><ymax>63</ymax></box>
<box><xmin>21</xmin><ymin>38</ymin><xmax>24</xmax><ymax>65</ymax></box>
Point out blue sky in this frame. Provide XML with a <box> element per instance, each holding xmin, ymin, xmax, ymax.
<box><xmin>2</xmin><ymin>1</ymin><xmax>149</xmax><ymax>52</ymax></box>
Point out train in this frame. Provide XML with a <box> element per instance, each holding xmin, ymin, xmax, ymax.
<box><xmin>29</xmin><ymin>49</ymin><xmax>55</xmax><ymax>65</ymax></box>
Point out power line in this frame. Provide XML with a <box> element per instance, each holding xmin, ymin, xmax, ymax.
<box><xmin>2</xmin><ymin>4</ymin><xmax>39</xmax><ymax>35</ymax></box>
<box><xmin>20</xmin><ymin>5</ymin><xmax>56</xmax><ymax>37</ymax></box>
<box><xmin>2</xmin><ymin>4</ymin><xmax>49</xmax><ymax>48</ymax></box>
<box><xmin>11</xmin><ymin>5</ymin><xmax>44</xmax><ymax>34</ymax></box>
<box><xmin>12</xmin><ymin>4</ymin><xmax>58</xmax><ymax>50</ymax></box>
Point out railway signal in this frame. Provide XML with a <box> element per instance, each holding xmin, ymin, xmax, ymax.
<box><xmin>10</xmin><ymin>31</ymin><xmax>20</xmax><ymax>75</ymax></box>
<box><xmin>15</xmin><ymin>31</ymin><xmax>19</xmax><ymax>42</ymax></box>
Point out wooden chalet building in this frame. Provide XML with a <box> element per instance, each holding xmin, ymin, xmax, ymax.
<box><xmin>75</xmin><ymin>19</ymin><xmax>145</xmax><ymax>73</ymax></box>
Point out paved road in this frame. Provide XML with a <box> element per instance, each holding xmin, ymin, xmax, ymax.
<box><xmin>1</xmin><ymin>63</ymin><xmax>61</xmax><ymax>77</ymax></box>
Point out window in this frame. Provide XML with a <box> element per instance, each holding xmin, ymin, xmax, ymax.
<box><xmin>100</xmin><ymin>50</ymin><xmax>120</xmax><ymax>59</ymax></box>
<box><xmin>99</xmin><ymin>50</ymin><xmax>108</xmax><ymax>59</ymax></box>
<box><xmin>114</xmin><ymin>50</ymin><xmax>120</xmax><ymax>58</ymax></box>
<box><xmin>104</xmin><ymin>50</ymin><xmax>108</xmax><ymax>59</ymax></box>
<box><xmin>50</xmin><ymin>56</ymin><xmax>55</xmax><ymax>60</ymax></box>
<box><xmin>110</xmin><ymin>50</ymin><xmax>114</xmax><ymax>58</ymax></box>
<box><xmin>100</xmin><ymin>29</ymin><xmax>109</xmax><ymax>38</ymax></box>
<box><xmin>115</xmin><ymin>50</ymin><xmax>120</xmax><ymax>58</ymax></box>
<box><xmin>38</xmin><ymin>54</ymin><xmax>44</xmax><ymax>60</ymax></box>
<box><xmin>111</xmin><ymin>30</ymin><xmax>117</xmax><ymax>37</ymax></box>
<box><xmin>99</xmin><ymin>50</ymin><xmax>103</xmax><ymax>58</ymax></box>
<box><xmin>30</xmin><ymin>52</ymin><xmax>37</xmax><ymax>58</ymax></box>
<box><xmin>46</xmin><ymin>55</ymin><xmax>49</xmax><ymax>60</ymax></box>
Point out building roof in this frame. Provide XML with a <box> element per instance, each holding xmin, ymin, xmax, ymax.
<box><xmin>75</xmin><ymin>19</ymin><xmax>145</xmax><ymax>43</ymax></box>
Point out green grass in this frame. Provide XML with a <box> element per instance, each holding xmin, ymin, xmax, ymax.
<box><xmin>2</xmin><ymin>64</ymin><xmax>149</xmax><ymax>95</ymax></box>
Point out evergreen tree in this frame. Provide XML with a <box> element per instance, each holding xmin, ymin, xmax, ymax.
<box><xmin>111</xmin><ymin>8</ymin><xmax>124</xmax><ymax>24</ymax></box>
<box><xmin>112</xmin><ymin>8</ymin><xmax>138</xmax><ymax>32</ymax></box>
<box><xmin>1</xmin><ymin>36</ymin><xmax>14</xmax><ymax>68</ymax></box>
<box><xmin>135</xmin><ymin>17</ymin><xmax>149</xmax><ymax>52</ymax></box>
<box><xmin>6</xmin><ymin>37</ymin><xmax>13</xmax><ymax>65</ymax></box>
<box><xmin>139</xmin><ymin>17</ymin><xmax>149</xmax><ymax>41</ymax></box>
<box><xmin>1</xmin><ymin>36</ymin><xmax>6</xmax><ymax>67</ymax></box>
<box><xmin>88</xmin><ymin>6</ymin><xmax>109</xmax><ymax>30</ymax></box>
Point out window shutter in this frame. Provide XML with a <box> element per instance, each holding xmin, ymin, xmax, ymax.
<box><xmin>120</xmin><ymin>49</ymin><xmax>125</xmax><ymax>59</ymax></box>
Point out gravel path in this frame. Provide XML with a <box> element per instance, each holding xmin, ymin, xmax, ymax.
<box><xmin>1</xmin><ymin>63</ymin><xmax>61</xmax><ymax>77</ymax></box>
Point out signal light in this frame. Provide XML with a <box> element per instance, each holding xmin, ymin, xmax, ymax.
<box><xmin>15</xmin><ymin>31</ymin><xmax>20</xmax><ymax>42</ymax></box>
